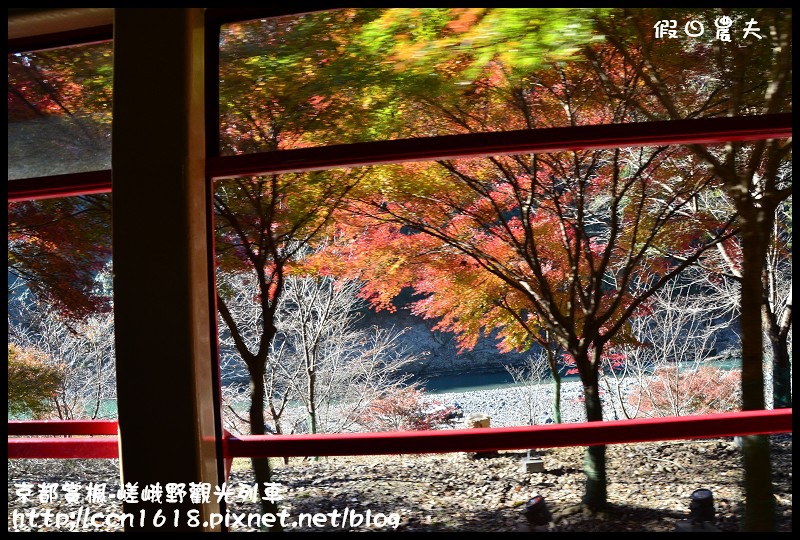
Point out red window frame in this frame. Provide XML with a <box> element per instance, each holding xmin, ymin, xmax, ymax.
<box><xmin>7</xmin><ymin>8</ymin><xmax>793</xmax><ymax>463</ymax></box>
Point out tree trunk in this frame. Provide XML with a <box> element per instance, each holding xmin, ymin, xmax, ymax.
<box><xmin>248</xmin><ymin>362</ymin><xmax>283</xmax><ymax>532</ymax></box>
<box><xmin>770</xmin><ymin>336</ymin><xmax>791</xmax><ymax>409</ymax></box>
<box><xmin>307</xmin><ymin>371</ymin><xmax>318</xmax><ymax>435</ymax></box>
<box><xmin>738</xmin><ymin>209</ymin><xmax>775</xmax><ymax>532</ymax></box>
<box><xmin>763</xmin><ymin>227</ymin><xmax>792</xmax><ymax>410</ymax></box>
<box><xmin>552</xmin><ymin>372</ymin><xmax>562</xmax><ymax>424</ymax></box>
<box><xmin>578</xmin><ymin>350</ymin><xmax>607</xmax><ymax>510</ymax></box>
<box><xmin>764</xmin><ymin>291</ymin><xmax>792</xmax><ymax>409</ymax></box>
<box><xmin>546</xmin><ymin>343</ymin><xmax>563</xmax><ymax>424</ymax></box>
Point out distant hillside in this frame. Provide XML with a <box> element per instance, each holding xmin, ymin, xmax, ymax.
<box><xmin>351</xmin><ymin>288</ymin><xmax>532</xmax><ymax>377</ymax></box>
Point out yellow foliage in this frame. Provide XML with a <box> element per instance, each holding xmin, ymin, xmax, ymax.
<box><xmin>8</xmin><ymin>343</ymin><xmax>63</xmax><ymax>419</ymax></box>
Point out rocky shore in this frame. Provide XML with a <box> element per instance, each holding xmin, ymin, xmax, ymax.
<box><xmin>431</xmin><ymin>380</ymin><xmax>596</xmax><ymax>427</ymax></box>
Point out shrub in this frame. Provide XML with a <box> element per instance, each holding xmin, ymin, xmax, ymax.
<box><xmin>628</xmin><ymin>365</ymin><xmax>741</xmax><ymax>417</ymax></box>
<box><xmin>358</xmin><ymin>386</ymin><xmax>460</xmax><ymax>431</ymax></box>
<box><xmin>8</xmin><ymin>343</ymin><xmax>63</xmax><ymax>419</ymax></box>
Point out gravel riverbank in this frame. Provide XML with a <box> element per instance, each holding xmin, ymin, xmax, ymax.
<box><xmin>431</xmin><ymin>380</ymin><xmax>594</xmax><ymax>426</ymax></box>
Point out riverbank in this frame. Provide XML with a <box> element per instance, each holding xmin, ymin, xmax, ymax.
<box><xmin>432</xmin><ymin>380</ymin><xmax>619</xmax><ymax>427</ymax></box>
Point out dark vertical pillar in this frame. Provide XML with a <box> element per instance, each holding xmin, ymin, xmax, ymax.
<box><xmin>112</xmin><ymin>8</ymin><xmax>223</xmax><ymax>531</ymax></box>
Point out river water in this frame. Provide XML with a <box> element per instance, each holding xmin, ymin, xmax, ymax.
<box><xmin>410</xmin><ymin>370</ymin><xmax>578</xmax><ymax>394</ymax></box>
<box><xmin>411</xmin><ymin>357</ymin><xmax>742</xmax><ymax>395</ymax></box>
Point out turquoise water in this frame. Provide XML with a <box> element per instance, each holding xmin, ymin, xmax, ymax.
<box><xmin>410</xmin><ymin>370</ymin><xmax>581</xmax><ymax>394</ymax></box>
<box><xmin>413</xmin><ymin>357</ymin><xmax>742</xmax><ymax>395</ymax></box>
<box><xmin>9</xmin><ymin>399</ymin><xmax>118</xmax><ymax>421</ymax></box>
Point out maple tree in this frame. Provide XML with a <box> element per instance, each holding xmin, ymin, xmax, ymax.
<box><xmin>220</xmin><ymin>8</ymin><xmax>605</xmax><ymax>153</ymax></box>
<box><xmin>219</xmin><ymin>9</ymin><xmax>407</xmax><ymax>154</ymax></box>
<box><xmin>8</xmin><ymin>195</ymin><xmax>112</xmax><ymax>320</ymax></box>
<box><xmin>216</xmin><ymin>11</ymin><xmax>408</xmax><ymax>519</ymax></box>
<box><xmin>318</xmin><ymin>150</ymin><xmax>736</xmax><ymax>509</ymax></box>
<box><xmin>8</xmin><ymin>42</ymin><xmax>113</xmax><ymax>319</ymax></box>
<box><xmin>7</xmin><ymin>42</ymin><xmax>112</xmax><ymax>163</ymax></box>
<box><xmin>586</xmin><ymin>8</ymin><xmax>791</xmax><ymax>530</ymax></box>
<box><xmin>358</xmin><ymin>386</ymin><xmax>460</xmax><ymax>432</ymax></box>
<box><xmin>307</xmin><ymin>18</ymin><xmax>747</xmax><ymax>508</ymax></box>
<box><xmin>216</xmin><ymin>14</ymin><xmax>396</xmax><ymax>520</ymax></box>
<box><xmin>315</xmin><ymin>8</ymin><xmax>790</xmax><ymax>519</ymax></box>
<box><xmin>212</xmin><ymin>9</ymin><xmax>606</xmax><ymax>521</ymax></box>
<box><xmin>8</xmin><ymin>343</ymin><xmax>64</xmax><ymax>419</ymax></box>
<box><xmin>629</xmin><ymin>366</ymin><xmax>741</xmax><ymax>417</ymax></box>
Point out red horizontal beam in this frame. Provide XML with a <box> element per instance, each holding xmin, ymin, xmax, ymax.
<box><xmin>7</xmin><ymin>170</ymin><xmax>112</xmax><ymax>202</ymax></box>
<box><xmin>7</xmin><ymin>419</ymin><xmax>119</xmax><ymax>459</ymax></box>
<box><xmin>7</xmin><ymin>410</ymin><xmax>791</xmax><ymax>460</ymax></box>
<box><xmin>7</xmin><ymin>419</ymin><xmax>118</xmax><ymax>436</ymax></box>
<box><xmin>225</xmin><ymin>409</ymin><xmax>792</xmax><ymax>458</ymax></box>
<box><xmin>8</xmin><ymin>114</ymin><xmax>790</xmax><ymax>202</ymax></box>
<box><xmin>8</xmin><ymin>438</ymin><xmax>119</xmax><ymax>459</ymax></box>
<box><xmin>208</xmin><ymin>113</ymin><xmax>792</xmax><ymax>180</ymax></box>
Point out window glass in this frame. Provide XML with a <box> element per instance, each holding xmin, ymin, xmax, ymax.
<box><xmin>218</xmin><ymin>8</ymin><xmax>603</xmax><ymax>155</ymax></box>
<box><xmin>8</xmin><ymin>194</ymin><xmax>115</xmax><ymax>421</ymax></box>
<box><xmin>218</xmin><ymin>8</ymin><xmax>791</xmax><ymax>157</ymax></box>
<box><xmin>212</xmin><ymin>140</ymin><xmax>769</xmax><ymax>436</ymax></box>
<box><xmin>8</xmin><ymin>42</ymin><xmax>113</xmax><ymax>180</ymax></box>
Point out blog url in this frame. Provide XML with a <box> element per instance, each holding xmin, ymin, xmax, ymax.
<box><xmin>11</xmin><ymin>507</ymin><xmax>402</xmax><ymax>531</ymax></box>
